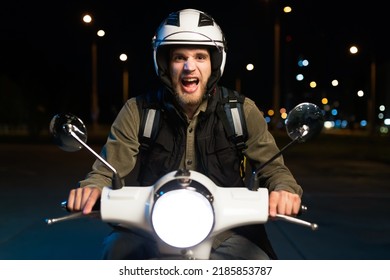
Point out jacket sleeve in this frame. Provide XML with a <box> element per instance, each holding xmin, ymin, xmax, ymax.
<box><xmin>243</xmin><ymin>98</ymin><xmax>303</xmax><ymax>196</ymax></box>
<box><xmin>78</xmin><ymin>98</ymin><xmax>141</xmax><ymax>189</ymax></box>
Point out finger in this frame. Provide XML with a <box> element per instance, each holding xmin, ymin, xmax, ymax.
<box><xmin>276</xmin><ymin>192</ymin><xmax>287</xmax><ymax>215</ymax></box>
<box><xmin>80</xmin><ymin>187</ymin><xmax>92</xmax><ymax>210</ymax></box>
<box><xmin>72</xmin><ymin>187</ymin><xmax>86</xmax><ymax>211</ymax></box>
<box><xmin>292</xmin><ymin>195</ymin><xmax>302</xmax><ymax>215</ymax></box>
<box><xmin>67</xmin><ymin>189</ymin><xmax>76</xmax><ymax>211</ymax></box>
<box><xmin>280</xmin><ymin>192</ymin><xmax>301</xmax><ymax>215</ymax></box>
<box><xmin>268</xmin><ymin>191</ymin><xmax>279</xmax><ymax>217</ymax></box>
<box><xmin>83</xmin><ymin>188</ymin><xmax>101</xmax><ymax>214</ymax></box>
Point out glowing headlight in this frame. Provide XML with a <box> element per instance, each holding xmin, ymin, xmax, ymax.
<box><xmin>151</xmin><ymin>187</ymin><xmax>214</xmax><ymax>248</ymax></box>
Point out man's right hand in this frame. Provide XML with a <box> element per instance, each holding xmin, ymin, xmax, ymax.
<box><xmin>67</xmin><ymin>186</ymin><xmax>102</xmax><ymax>215</ymax></box>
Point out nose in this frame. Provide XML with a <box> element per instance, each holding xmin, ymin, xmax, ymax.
<box><xmin>184</xmin><ymin>59</ymin><xmax>196</xmax><ymax>72</ymax></box>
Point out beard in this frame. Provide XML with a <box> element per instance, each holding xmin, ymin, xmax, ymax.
<box><xmin>174</xmin><ymin>83</ymin><xmax>207</xmax><ymax>110</ymax></box>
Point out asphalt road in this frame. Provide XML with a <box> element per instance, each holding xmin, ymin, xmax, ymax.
<box><xmin>0</xmin><ymin>132</ymin><xmax>389</xmax><ymax>260</ymax></box>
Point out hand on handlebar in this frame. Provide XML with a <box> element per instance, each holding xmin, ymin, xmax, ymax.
<box><xmin>67</xmin><ymin>186</ymin><xmax>102</xmax><ymax>214</ymax></box>
<box><xmin>268</xmin><ymin>190</ymin><xmax>317</xmax><ymax>230</ymax></box>
<box><xmin>268</xmin><ymin>190</ymin><xmax>301</xmax><ymax>218</ymax></box>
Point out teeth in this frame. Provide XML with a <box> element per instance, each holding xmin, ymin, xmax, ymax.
<box><xmin>183</xmin><ymin>78</ymin><xmax>198</xmax><ymax>82</ymax></box>
<box><xmin>182</xmin><ymin>77</ymin><xmax>199</xmax><ymax>86</ymax></box>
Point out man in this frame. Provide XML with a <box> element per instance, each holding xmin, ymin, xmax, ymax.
<box><xmin>67</xmin><ymin>8</ymin><xmax>302</xmax><ymax>260</ymax></box>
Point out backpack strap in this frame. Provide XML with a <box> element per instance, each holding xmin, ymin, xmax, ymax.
<box><xmin>139</xmin><ymin>108</ymin><xmax>161</xmax><ymax>151</ymax></box>
<box><xmin>136</xmin><ymin>91</ymin><xmax>162</xmax><ymax>151</ymax></box>
<box><xmin>218</xmin><ymin>86</ymin><xmax>248</xmax><ymax>151</ymax></box>
<box><xmin>212</xmin><ymin>88</ymin><xmax>249</xmax><ymax>250</ymax></box>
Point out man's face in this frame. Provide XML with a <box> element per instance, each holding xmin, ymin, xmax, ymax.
<box><xmin>169</xmin><ymin>47</ymin><xmax>212</xmax><ymax>112</ymax></box>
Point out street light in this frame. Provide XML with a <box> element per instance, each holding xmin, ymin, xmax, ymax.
<box><xmin>119</xmin><ymin>53</ymin><xmax>129</xmax><ymax>104</ymax></box>
<box><xmin>82</xmin><ymin>14</ymin><xmax>105</xmax><ymax>128</ymax></box>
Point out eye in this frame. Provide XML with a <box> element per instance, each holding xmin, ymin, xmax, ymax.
<box><xmin>196</xmin><ymin>52</ymin><xmax>209</xmax><ymax>61</ymax></box>
<box><xmin>172</xmin><ymin>54</ymin><xmax>186</xmax><ymax>62</ymax></box>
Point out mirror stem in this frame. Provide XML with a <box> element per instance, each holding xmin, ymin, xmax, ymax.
<box><xmin>67</xmin><ymin>126</ymin><xmax>123</xmax><ymax>190</ymax></box>
<box><xmin>248</xmin><ymin>136</ymin><xmax>301</xmax><ymax>190</ymax></box>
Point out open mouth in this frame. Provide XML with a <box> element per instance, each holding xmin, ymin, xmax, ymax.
<box><xmin>181</xmin><ymin>77</ymin><xmax>199</xmax><ymax>86</ymax></box>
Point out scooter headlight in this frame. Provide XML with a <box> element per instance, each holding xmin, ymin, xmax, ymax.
<box><xmin>151</xmin><ymin>178</ymin><xmax>214</xmax><ymax>248</ymax></box>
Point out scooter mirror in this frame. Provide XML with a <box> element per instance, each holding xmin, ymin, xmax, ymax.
<box><xmin>50</xmin><ymin>113</ymin><xmax>122</xmax><ymax>189</ymax></box>
<box><xmin>285</xmin><ymin>102</ymin><xmax>324</xmax><ymax>143</ymax></box>
<box><xmin>49</xmin><ymin>113</ymin><xmax>87</xmax><ymax>152</ymax></box>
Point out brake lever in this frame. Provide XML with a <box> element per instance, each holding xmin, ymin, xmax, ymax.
<box><xmin>45</xmin><ymin>210</ymin><xmax>101</xmax><ymax>225</ymax></box>
<box><xmin>45</xmin><ymin>200</ymin><xmax>101</xmax><ymax>225</ymax></box>
<box><xmin>272</xmin><ymin>214</ymin><xmax>318</xmax><ymax>230</ymax></box>
<box><xmin>270</xmin><ymin>204</ymin><xmax>318</xmax><ymax>231</ymax></box>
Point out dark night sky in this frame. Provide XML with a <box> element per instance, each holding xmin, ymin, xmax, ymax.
<box><xmin>1</xmin><ymin>0</ymin><xmax>388</xmax><ymax>125</ymax></box>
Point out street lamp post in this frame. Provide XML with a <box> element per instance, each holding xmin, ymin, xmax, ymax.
<box><xmin>368</xmin><ymin>57</ymin><xmax>376</xmax><ymax>136</ymax></box>
<box><xmin>82</xmin><ymin>14</ymin><xmax>105</xmax><ymax>129</ymax></box>
<box><xmin>119</xmin><ymin>53</ymin><xmax>129</xmax><ymax>103</ymax></box>
<box><xmin>272</xmin><ymin>12</ymin><xmax>281</xmax><ymax>129</ymax></box>
<box><xmin>271</xmin><ymin>3</ymin><xmax>292</xmax><ymax>130</ymax></box>
<box><xmin>349</xmin><ymin>45</ymin><xmax>376</xmax><ymax>135</ymax></box>
<box><xmin>91</xmin><ymin>39</ymin><xmax>99</xmax><ymax>128</ymax></box>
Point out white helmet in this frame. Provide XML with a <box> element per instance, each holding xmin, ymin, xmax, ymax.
<box><xmin>152</xmin><ymin>9</ymin><xmax>227</xmax><ymax>91</ymax></box>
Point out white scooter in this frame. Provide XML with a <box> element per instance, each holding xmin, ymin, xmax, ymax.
<box><xmin>45</xmin><ymin>102</ymin><xmax>324</xmax><ymax>259</ymax></box>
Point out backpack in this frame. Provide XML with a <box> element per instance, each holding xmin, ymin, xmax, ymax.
<box><xmin>138</xmin><ymin>86</ymin><xmax>248</xmax><ymax>178</ymax></box>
